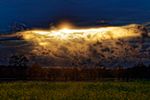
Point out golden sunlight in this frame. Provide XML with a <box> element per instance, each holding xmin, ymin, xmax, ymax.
<box><xmin>18</xmin><ymin>23</ymin><xmax>146</xmax><ymax>52</ymax></box>
<box><xmin>56</xmin><ymin>21</ymin><xmax>75</xmax><ymax>29</ymax></box>
<box><xmin>21</xmin><ymin>24</ymin><xmax>142</xmax><ymax>42</ymax></box>
<box><xmin>0</xmin><ymin>23</ymin><xmax>146</xmax><ymax>66</ymax></box>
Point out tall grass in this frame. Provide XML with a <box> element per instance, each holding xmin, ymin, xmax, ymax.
<box><xmin>0</xmin><ymin>81</ymin><xmax>149</xmax><ymax>100</ymax></box>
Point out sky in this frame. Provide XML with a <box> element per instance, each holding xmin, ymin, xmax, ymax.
<box><xmin>0</xmin><ymin>0</ymin><xmax>150</xmax><ymax>33</ymax></box>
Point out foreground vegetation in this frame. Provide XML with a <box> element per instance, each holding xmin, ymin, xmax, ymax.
<box><xmin>0</xmin><ymin>81</ymin><xmax>149</xmax><ymax>100</ymax></box>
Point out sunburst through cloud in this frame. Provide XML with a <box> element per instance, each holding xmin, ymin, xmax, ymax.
<box><xmin>4</xmin><ymin>22</ymin><xmax>146</xmax><ymax>67</ymax></box>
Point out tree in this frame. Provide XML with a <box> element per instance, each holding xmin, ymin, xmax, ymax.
<box><xmin>8</xmin><ymin>55</ymin><xmax>29</xmax><ymax>80</ymax></box>
<box><xmin>9</xmin><ymin>54</ymin><xmax>29</xmax><ymax>68</ymax></box>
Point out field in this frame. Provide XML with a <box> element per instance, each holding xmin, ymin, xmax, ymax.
<box><xmin>0</xmin><ymin>81</ymin><xmax>150</xmax><ymax>100</ymax></box>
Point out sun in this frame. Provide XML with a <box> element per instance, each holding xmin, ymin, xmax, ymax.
<box><xmin>56</xmin><ymin>20</ymin><xmax>75</xmax><ymax>30</ymax></box>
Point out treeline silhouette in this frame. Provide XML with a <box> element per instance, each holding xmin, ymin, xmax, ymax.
<box><xmin>0</xmin><ymin>55</ymin><xmax>149</xmax><ymax>81</ymax></box>
<box><xmin>0</xmin><ymin>64</ymin><xmax>150</xmax><ymax>81</ymax></box>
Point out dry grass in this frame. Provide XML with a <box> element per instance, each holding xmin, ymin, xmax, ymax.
<box><xmin>0</xmin><ymin>81</ymin><xmax>149</xmax><ymax>100</ymax></box>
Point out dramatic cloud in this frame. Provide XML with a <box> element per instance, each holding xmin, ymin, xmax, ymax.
<box><xmin>0</xmin><ymin>24</ymin><xmax>149</xmax><ymax>67</ymax></box>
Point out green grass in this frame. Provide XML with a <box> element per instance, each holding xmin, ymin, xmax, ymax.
<box><xmin>0</xmin><ymin>81</ymin><xmax>150</xmax><ymax>100</ymax></box>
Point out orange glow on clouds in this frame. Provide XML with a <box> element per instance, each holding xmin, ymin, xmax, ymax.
<box><xmin>21</xmin><ymin>23</ymin><xmax>142</xmax><ymax>43</ymax></box>
<box><xmin>11</xmin><ymin>23</ymin><xmax>146</xmax><ymax>66</ymax></box>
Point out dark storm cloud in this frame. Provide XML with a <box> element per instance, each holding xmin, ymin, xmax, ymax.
<box><xmin>0</xmin><ymin>0</ymin><xmax>150</xmax><ymax>32</ymax></box>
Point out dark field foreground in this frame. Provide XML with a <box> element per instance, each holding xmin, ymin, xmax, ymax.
<box><xmin>0</xmin><ymin>81</ymin><xmax>150</xmax><ymax>100</ymax></box>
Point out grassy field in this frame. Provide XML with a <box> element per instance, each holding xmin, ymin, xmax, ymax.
<box><xmin>0</xmin><ymin>81</ymin><xmax>150</xmax><ymax>100</ymax></box>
